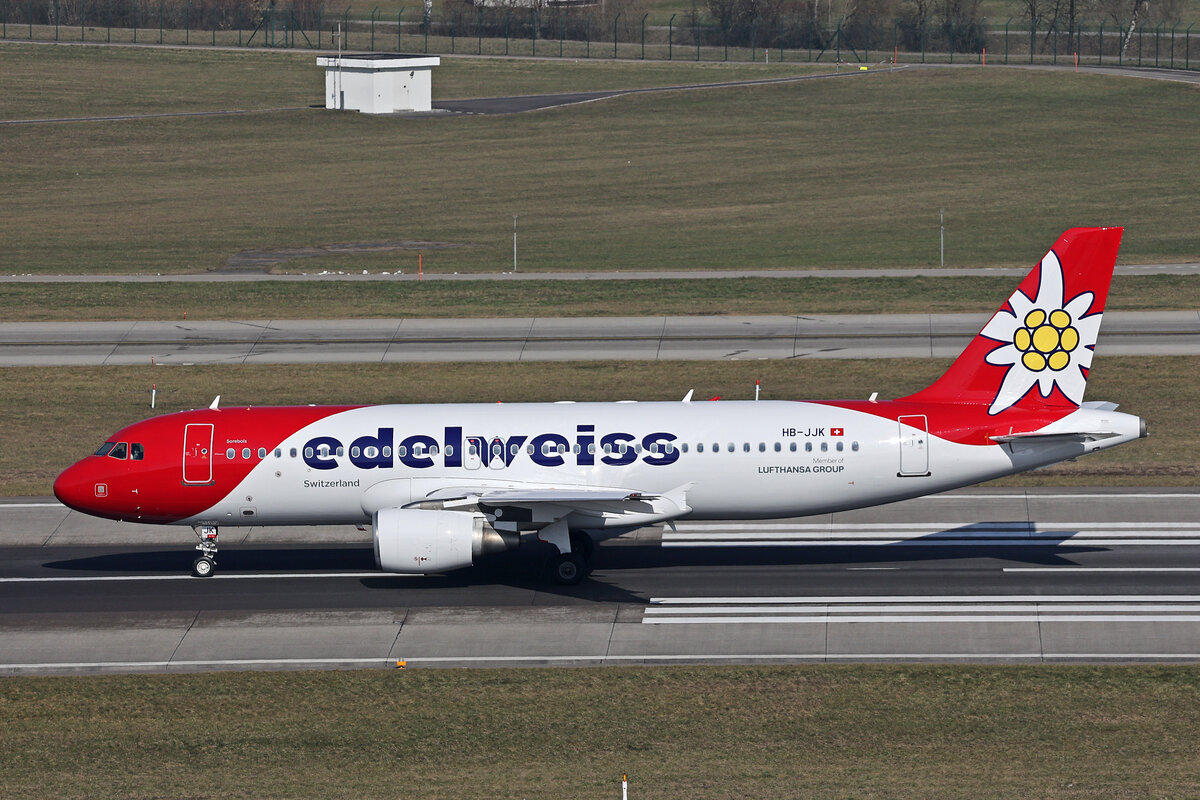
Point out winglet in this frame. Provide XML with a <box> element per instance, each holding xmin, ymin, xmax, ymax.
<box><xmin>209</xmin><ymin>395</ymin><xmax>221</xmax><ymax>410</ymax></box>
<box><xmin>682</xmin><ymin>390</ymin><xmax>694</xmax><ymax>404</ymax></box>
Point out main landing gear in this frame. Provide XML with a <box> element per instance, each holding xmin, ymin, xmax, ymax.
<box><xmin>547</xmin><ymin>529</ymin><xmax>595</xmax><ymax>586</ymax></box>
<box><xmin>192</xmin><ymin>525</ymin><xmax>219</xmax><ymax>577</ymax></box>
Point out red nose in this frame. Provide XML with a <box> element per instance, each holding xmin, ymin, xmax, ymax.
<box><xmin>54</xmin><ymin>459</ymin><xmax>111</xmax><ymax>517</ymax></box>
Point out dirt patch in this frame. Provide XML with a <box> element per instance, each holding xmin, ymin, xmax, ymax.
<box><xmin>218</xmin><ymin>240</ymin><xmax>475</xmax><ymax>272</ymax></box>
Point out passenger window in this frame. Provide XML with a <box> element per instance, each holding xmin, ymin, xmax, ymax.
<box><xmin>336</xmin><ymin>447</ymin><xmax>344</xmax><ymax>457</ymax></box>
<box><xmin>290</xmin><ymin>448</ymin><xmax>298</xmax><ymax>458</ymax></box>
<box><xmin>383</xmin><ymin>446</ymin><xmax>392</xmax><ymax>458</ymax></box>
<box><xmin>697</xmin><ymin>443</ymin><xmax>704</xmax><ymax>453</ymax></box>
<box><xmin>727</xmin><ymin>443</ymin><xmax>734</xmax><ymax>453</ymax></box>
<box><xmin>469</xmin><ymin>445</ymin><xmax>479</xmax><ymax>457</ymax></box>
<box><xmin>852</xmin><ymin>441</ymin><xmax>860</xmax><ymax>452</ymax></box>
<box><xmin>789</xmin><ymin>442</ymin><xmax>797</xmax><ymax>452</ymax></box>
<box><xmin>275</xmin><ymin>449</ymin><xmax>282</xmax><ymax>458</ymax></box>
<box><xmin>227</xmin><ymin>448</ymin><xmax>236</xmax><ymax>459</ymax></box>
<box><xmin>573</xmin><ymin>444</ymin><xmax>581</xmax><ymax>455</ymax></box>
<box><xmin>774</xmin><ymin>442</ymin><xmax>781</xmax><ymax>452</ymax></box>
<box><xmin>242</xmin><ymin>448</ymin><xmax>251</xmax><ymax>460</ymax></box>
<box><xmin>258</xmin><ymin>448</ymin><xmax>267</xmax><ymax>459</ymax></box>
<box><xmin>510</xmin><ymin>443</ymin><xmax>520</xmax><ymax>456</ymax></box>
<box><xmin>109</xmin><ymin>442</ymin><xmax>128</xmax><ymax>460</ymax></box>
<box><xmin>805</xmin><ymin>442</ymin><xmax>813</xmax><ymax>452</ymax></box>
<box><xmin>820</xmin><ymin>442</ymin><xmax>828</xmax><ymax>452</ymax></box>
<box><xmin>130</xmin><ymin>443</ymin><xmax>145</xmax><ymax>461</ymax></box>
<box><xmin>758</xmin><ymin>443</ymin><xmax>766</xmax><ymax>452</ymax></box>
<box><xmin>743</xmin><ymin>443</ymin><xmax>750</xmax><ymax>453</ymax></box>
<box><xmin>444</xmin><ymin>445</ymin><xmax>454</xmax><ymax>457</ymax></box>
<box><xmin>680</xmin><ymin>443</ymin><xmax>688</xmax><ymax>453</ymax></box>
<box><xmin>94</xmin><ymin>442</ymin><xmax>116</xmax><ymax>457</ymax></box>
<box><xmin>836</xmin><ymin>442</ymin><xmax>844</xmax><ymax>452</ymax></box>
<box><xmin>304</xmin><ymin>447</ymin><xmax>314</xmax><ymax>459</ymax></box>
<box><xmin>588</xmin><ymin>443</ymin><xmax>597</xmax><ymax>455</ymax></box>
<box><xmin>351</xmin><ymin>446</ymin><xmax>361</xmax><ymax>458</ymax></box>
<box><xmin>398</xmin><ymin>446</ymin><xmax>408</xmax><ymax>457</ymax></box>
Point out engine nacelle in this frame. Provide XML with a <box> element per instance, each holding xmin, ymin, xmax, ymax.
<box><xmin>372</xmin><ymin>507</ymin><xmax>519</xmax><ymax>574</ymax></box>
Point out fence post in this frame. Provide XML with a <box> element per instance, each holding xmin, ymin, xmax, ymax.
<box><xmin>949</xmin><ymin>17</ymin><xmax>954</xmax><ymax>62</ymax></box>
<box><xmin>695</xmin><ymin>15</ymin><xmax>700</xmax><ymax>60</ymax></box>
<box><xmin>864</xmin><ymin>15</ymin><xmax>870</xmax><ymax>61</ymax></box>
<box><xmin>585</xmin><ymin>11</ymin><xmax>590</xmax><ymax>57</ymax></box>
<box><xmin>920</xmin><ymin>18</ymin><xmax>926</xmax><ymax>62</ymax></box>
<box><xmin>530</xmin><ymin>8</ymin><xmax>535</xmax><ymax>56</ymax></box>
<box><xmin>422</xmin><ymin>6</ymin><xmax>427</xmax><ymax>51</ymax></box>
<box><xmin>450</xmin><ymin>9</ymin><xmax>456</xmax><ymax>52</ymax></box>
<box><xmin>369</xmin><ymin>5</ymin><xmax>375</xmax><ymax>49</ymax></box>
<box><xmin>158</xmin><ymin>0</ymin><xmax>162</xmax><ymax>42</ymax></box>
<box><xmin>396</xmin><ymin>8</ymin><xmax>402</xmax><ymax>50</ymax></box>
<box><xmin>976</xmin><ymin>16</ymin><xmax>984</xmax><ymax>62</ymax></box>
<box><xmin>79</xmin><ymin>0</ymin><xmax>84</xmax><ymax>40</ymax></box>
<box><xmin>133</xmin><ymin>0</ymin><xmax>138</xmax><ymax>41</ymax></box>
<box><xmin>667</xmin><ymin>12</ymin><xmax>673</xmax><ymax>59</ymax></box>
<box><xmin>342</xmin><ymin>6</ymin><xmax>349</xmax><ymax>47</ymax></box>
<box><xmin>315</xmin><ymin>3</ymin><xmax>321</xmax><ymax>47</ymax></box>
<box><xmin>184</xmin><ymin>0</ymin><xmax>189</xmax><ymax>44</ymax></box>
<box><xmin>1029</xmin><ymin>19</ymin><xmax>1034</xmax><ymax>63</ymax></box>
<box><xmin>211</xmin><ymin>3</ymin><xmax>215</xmax><ymax>45</ymax></box>
<box><xmin>892</xmin><ymin>18</ymin><xmax>898</xmax><ymax>63</ymax></box>
<box><xmin>722</xmin><ymin>21</ymin><xmax>727</xmax><ymax>61</ymax></box>
<box><xmin>640</xmin><ymin>12</ymin><xmax>646</xmax><ymax>58</ymax></box>
<box><xmin>1154</xmin><ymin>21</ymin><xmax>1161</xmax><ymax>67</ymax></box>
<box><xmin>1097</xmin><ymin>19</ymin><xmax>1103</xmax><ymax>63</ymax></box>
<box><xmin>1169</xmin><ymin>22</ymin><xmax>1177</xmax><ymax>68</ymax></box>
<box><xmin>1186</xmin><ymin>22</ymin><xmax>1193</xmax><ymax>70</ymax></box>
<box><xmin>557</xmin><ymin>11</ymin><xmax>562</xmax><ymax>57</ymax></box>
<box><xmin>503</xmin><ymin>9</ymin><xmax>509</xmax><ymax>54</ymax></box>
<box><xmin>106</xmin><ymin>0</ymin><xmax>111</xmax><ymax>42</ymax></box>
<box><xmin>29</xmin><ymin>0</ymin><xmax>33</xmax><ymax>39</ymax></box>
<box><xmin>612</xmin><ymin>11</ymin><xmax>619</xmax><ymax>58</ymax></box>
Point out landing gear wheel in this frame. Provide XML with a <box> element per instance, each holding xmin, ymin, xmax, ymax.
<box><xmin>552</xmin><ymin>552</ymin><xmax>586</xmax><ymax>585</ymax></box>
<box><xmin>192</xmin><ymin>556</ymin><xmax>215</xmax><ymax>578</ymax></box>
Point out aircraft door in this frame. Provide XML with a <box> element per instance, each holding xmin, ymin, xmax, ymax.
<box><xmin>463</xmin><ymin>437</ymin><xmax>482</xmax><ymax>470</ymax></box>
<box><xmin>183</xmin><ymin>423</ymin><xmax>215</xmax><ymax>484</ymax></box>
<box><xmin>487</xmin><ymin>437</ymin><xmax>506</xmax><ymax>470</ymax></box>
<box><xmin>897</xmin><ymin>415</ymin><xmax>930</xmax><ymax>477</ymax></box>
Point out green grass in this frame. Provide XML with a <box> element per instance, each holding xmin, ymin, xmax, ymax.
<box><xmin>7</xmin><ymin>356</ymin><xmax>1189</xmax><ymax>497</ymax></box>
<box><xmin>0</xmin><ymin>274</ymin><xmax>1196</xmax><ymax>321</ymax></box>
<box><xmin>3</xmin><ymin>665</ymin><xmax>1200</xmax><ymax>798</ymax></box>
<box><xmin>1</xmin><ymin>45</ymin><xmax>1196</xmax><ymax>276</ymax></box>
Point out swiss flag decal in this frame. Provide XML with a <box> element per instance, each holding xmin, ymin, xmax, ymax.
<box><xmin>831</xmin><ymin>428</ymin><xmax>845</xmax><ymax>436</ymax></box>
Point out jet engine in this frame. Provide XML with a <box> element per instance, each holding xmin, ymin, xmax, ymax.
<box><xmin>372</xmin><ymin>507</ymin><xmax>519</xmax><ymax>574</ymax></box>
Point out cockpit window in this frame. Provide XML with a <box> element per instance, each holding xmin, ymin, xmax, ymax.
<box><xmin>108</xmin><ymin>442</ymin><xmax>128</xmax><ymax>460</ymax></box>
<box><xmin>130</xmin><ymin>443</ymin><xmax>145</xmax><ymax>461</ymax></box>
<box><xmin>94</xmin><ymin>442</ymin><xmax>116</xmax><ymax>457</ymax></box>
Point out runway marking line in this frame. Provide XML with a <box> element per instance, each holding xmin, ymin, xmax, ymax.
<box><xmin>0</xmin><ymin>572</ymin><xmax>409</xmax><ymax>583</ymax></box>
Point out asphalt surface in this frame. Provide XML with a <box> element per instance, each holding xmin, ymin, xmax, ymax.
<box><xmin>5</xmin><ymin>488</ymin><xmax>1200</xmax><ymax>673</ymax></box>
<box><xmin>2</xmin><ymin>311</ymin><xmax>1195</xmax><ymax>366</ymax></box>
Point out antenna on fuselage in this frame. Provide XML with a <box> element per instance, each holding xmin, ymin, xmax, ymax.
<box><xmin>209</xmin><ymin>395</ymin><xmax>221</xmax><ymax>410</ymax></box>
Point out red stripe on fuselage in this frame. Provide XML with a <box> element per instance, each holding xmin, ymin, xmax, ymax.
<box><xmin>54</xmin><ymin>406</ymin><xmax>359</xmax><ymax>524</ymax></box>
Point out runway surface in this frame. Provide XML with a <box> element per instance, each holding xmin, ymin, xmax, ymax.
<box><xmin>2</xmin><ymin>310</ymin><xmax>1197</xmax><ymax>366</ymax></box>
<box><xmin>3</xmin><ymin>262</ymin><xmax>1197</xmax><ymax>282</ymax></box>
<box><xmin>4</xmin><ymin>488</ymin><xmax>1200</xmax><ymax>674</ymax></box>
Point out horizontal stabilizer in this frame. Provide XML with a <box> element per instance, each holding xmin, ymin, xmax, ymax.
<box><xmin>989</xmin><ymin>431</ymin><xmax>1119</xmax><ymax>444</ymax></box>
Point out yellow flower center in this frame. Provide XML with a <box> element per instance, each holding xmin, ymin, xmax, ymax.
<box><xmin>1017</xmin><ymin>308</ymin><xmax>1078</xmax><ymax>372</ymax></box>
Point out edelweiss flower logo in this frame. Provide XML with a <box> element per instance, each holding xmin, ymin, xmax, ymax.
<box><xmin>980</xmin><ymin>250</ymin><xmax>1102</xmax><ymax>415</ymax></box>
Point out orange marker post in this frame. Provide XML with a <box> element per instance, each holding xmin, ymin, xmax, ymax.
<box><xmin>418</xmin><ymin>253</ymin><xmax>423</xmax><ymax>281</ymax></box>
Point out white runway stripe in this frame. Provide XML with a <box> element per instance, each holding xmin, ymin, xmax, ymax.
<box><xmin>643</xmin><ymin>595</ymin><xmax>1200</xmax><ymax>624</ymax></box>
<box><xmin>0</xmin><ymin>572</ymin><xmax>404</xmax><ymax>583</ymax></box>
<box><xmin>662</xmin><ymin>521</ymin><xmax>1200</xmax><ymax>547</ymax></box>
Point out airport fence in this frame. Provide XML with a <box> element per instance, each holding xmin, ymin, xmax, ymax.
<box><xmin>1</xmin><ymin>0</ymin><xmax>1196</xmax><ymax>71</ymax></box>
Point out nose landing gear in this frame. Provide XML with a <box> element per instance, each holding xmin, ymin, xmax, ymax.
<box><xmin>192</xmin><ymin>525</ymin><xmax>219</xmax><ymax>577</ymax></box>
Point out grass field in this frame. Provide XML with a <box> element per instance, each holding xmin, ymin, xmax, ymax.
<box><xmin>6</xmin><ymin>356</ymin><xmax>1190</xmax><ymax>497</ymax></box>
<box><xmin>0</xmin><ymin>273</ymin><xmax>1198</xmax><ymax>320</ymax></box>
<box><xmin>1</xmin><ymin>44</ymin><xmax>1197</xmax><ymax>276</ymax></box>
<box><xmin>4</xmin><ymin>664</ymin><xmax>1200</xmax><ymax>798</ymax></box>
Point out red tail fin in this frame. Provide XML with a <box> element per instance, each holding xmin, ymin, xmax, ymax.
<box><xmin>900</xmin><ymin>227</ymin><xmax>1123</xmax><ymax>415</ymax></box>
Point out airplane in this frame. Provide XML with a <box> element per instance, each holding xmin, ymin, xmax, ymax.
<box><xmin>53</xmin><ymin>227</ymin><xmax>1146</xmax><ymax>584</ymax></box>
